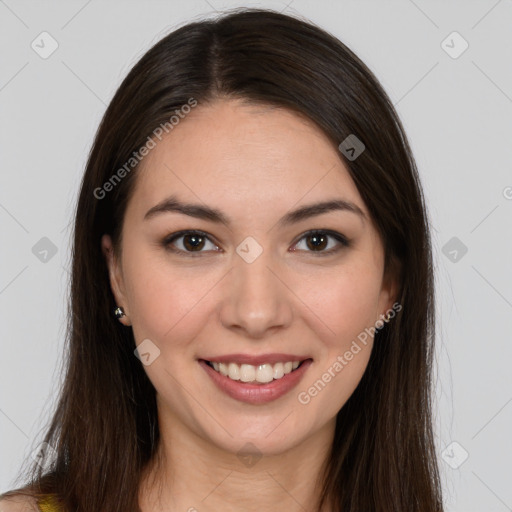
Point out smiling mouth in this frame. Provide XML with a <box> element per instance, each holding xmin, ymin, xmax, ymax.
<box><xmin>203</xmin><ymin>359</ymin><xmax>311</xmax><ymax>384</ymax></box>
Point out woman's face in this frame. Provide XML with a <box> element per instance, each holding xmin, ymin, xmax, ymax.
<box><xmin>102</xmin><ymin>99</ymin><xmax>397</xmax><ymax>456</ymax></box>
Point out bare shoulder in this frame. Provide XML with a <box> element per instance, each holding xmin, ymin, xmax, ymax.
<box><xmin>0</xmin><ymin>494</ymin><xmax>39</xmax><ymax>512</ymax></box>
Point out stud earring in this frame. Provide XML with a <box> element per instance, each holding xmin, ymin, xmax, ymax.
<box><xmin>114</xmin><ymin>306</ymin><xmax>126</xmax><ymax>319</ymax></box>
<box><xmin>376</xmin><ymin>311</ymin><xmax>392</xmax><ymax>331</ymax></box>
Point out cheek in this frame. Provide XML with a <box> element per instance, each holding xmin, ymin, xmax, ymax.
<box><xmin>121</xmin><ymin>247</ymin><xmax>210</xmax><ymax>346</ymax></box>
<box><xmin>294</xmin><ymin>270</ymin><xmax>379</xmax><ymax>420</ymax></box>
<box><xmin>297</xmin><ymin>262</ymin><xmax>383</xmax><ymax>348</ymax></box>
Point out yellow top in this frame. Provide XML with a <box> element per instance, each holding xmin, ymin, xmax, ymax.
<box><xmin>37</xmin><ymin>494</ymin><xmax>60</xmax><ymax>512</ymax></box>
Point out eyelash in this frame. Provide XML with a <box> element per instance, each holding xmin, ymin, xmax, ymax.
<box><xmin>161</xmin><ymin>229</ymin><xmax>350</xmax><ymax>257</ymax></box>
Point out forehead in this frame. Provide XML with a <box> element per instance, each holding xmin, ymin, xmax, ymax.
<box><xmin>126</xmin><ymin>99</ymin><xmax>368</xmax><ymax>224</ymax></box>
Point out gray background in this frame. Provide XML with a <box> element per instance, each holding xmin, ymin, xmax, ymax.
<box><xmin>1</xmin><ymin>0</ymin><xmax>511</xmax><ymax>510</ymax></box>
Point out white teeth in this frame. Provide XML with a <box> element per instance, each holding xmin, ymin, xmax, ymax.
<box><xmin>208</xmin><ymin>360</ymin><xmax>302</xmax><ymax>383</ymax></box>
<box><xmin>240</xmin><ymin>364</ymin><xmax>256</xmax><ymax>382</ymax></box>
<box><xmin>273</xmin><ymin>362</ymin><xmax>284</xmax><ymax>379</ymax></box>
<box><xmin>255</xmin><ymin>364</ymin><xmax>274</xmax><ymax>383</ymax></box>
<box><xmin>228</xmin><ymin>362</ymin><xmax>240</xmax><ymax>381</ymax></box>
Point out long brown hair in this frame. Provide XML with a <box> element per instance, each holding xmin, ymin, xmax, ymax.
<box><xmin>1</xmin><ymin>8</ymin><xmax>443</xmax><ymax>511</ymax></box>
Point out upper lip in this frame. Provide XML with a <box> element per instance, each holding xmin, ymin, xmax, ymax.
<box><xmin>200</xmin><ymin>353</ymin><xmax>313</xmax><ymax>366</ymax></box>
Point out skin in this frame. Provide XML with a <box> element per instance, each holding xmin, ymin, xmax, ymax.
<box><xmin>102</xmin><ymin>99</ymin><xmax>398</xmax><ymax>512</ymax></box>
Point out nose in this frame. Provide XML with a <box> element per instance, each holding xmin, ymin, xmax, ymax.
<box><xmin>219</xmin><ymin>249</ymin><xmax>294</xmax><ymax>339</ymax></box>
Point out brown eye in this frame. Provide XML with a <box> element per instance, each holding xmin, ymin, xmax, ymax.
<box><xmin>305</xmin><ymin>232</ymin><xmax>328</xmax><ymax>251</ymax></box>
<box><xmin>163</xmin><ymin>230</ymin><xmax>219</xmax><ymax>255</ymax></box>
<box><xmin>162</xmin><ymin>229</ymin><xmax>349</xmax><ymax>257</ymax></box>
<box><xmin>182</xmin><ymin>233</ymin><xmax>206</xmax><ymax>251</ymax></box>
<box><xmin>292</xmin><ymin>230</ymin><xmax>349</xmax><ymax>255</ymax></box>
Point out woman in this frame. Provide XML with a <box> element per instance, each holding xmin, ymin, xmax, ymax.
<box><xmin>0</xmin><ymin>8</ymin><xmax>443</xmax><ymax>512</ymax></box>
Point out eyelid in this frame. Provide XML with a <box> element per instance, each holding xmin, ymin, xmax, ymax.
<box><xmin>162</xmin><ymin>229</ymin><xmax>350</xmax><ymax>256</ymax></box>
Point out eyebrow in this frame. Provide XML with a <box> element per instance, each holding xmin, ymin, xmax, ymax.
<box><xmin>144</xmin><ymin>194</ymin><xmax>366</xmax><ymax>227</ymax></box>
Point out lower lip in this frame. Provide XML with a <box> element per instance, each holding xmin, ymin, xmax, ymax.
<box><xmin>198</xmin><ymin>359</ymin><xmax>313</xmax><ymax>405</ymax></box>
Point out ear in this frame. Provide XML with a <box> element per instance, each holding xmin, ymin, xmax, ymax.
<box><xmin>379</xmin><ymin>255</ymin><xmax>402</xmax><ymax>316</ymax></box>
<box><xmin>101</xmin><ymin>234</ymin><xmax>132</xmax><ymax>326</ymax></box>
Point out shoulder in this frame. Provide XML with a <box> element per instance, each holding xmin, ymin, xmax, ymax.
<box><xmin>0</xmin><ymin>494</ymin><xmax>40</xmax><ymax>512</ymax></box>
